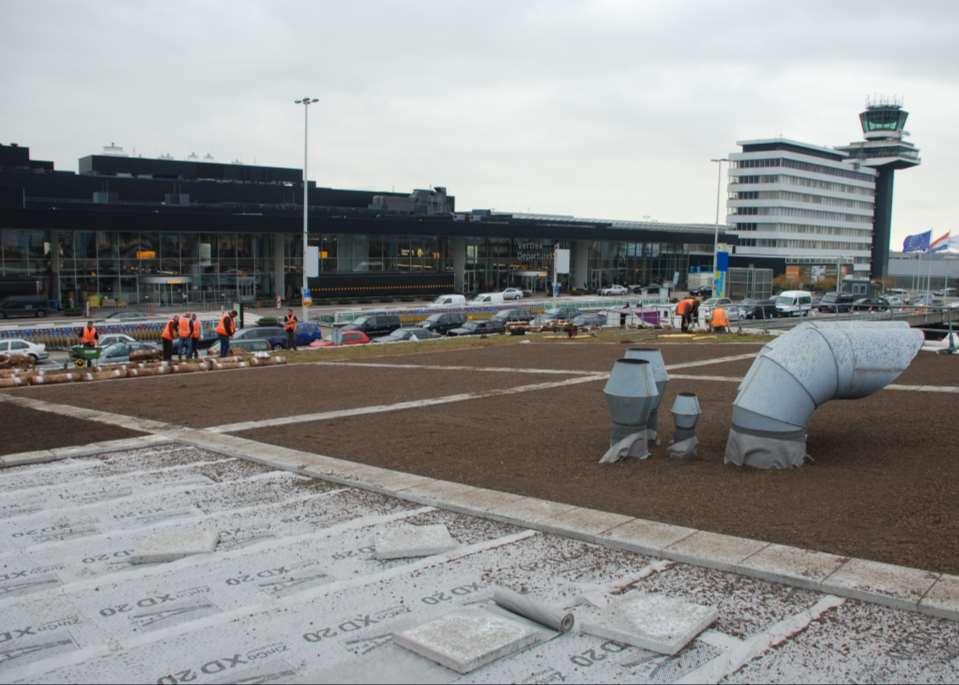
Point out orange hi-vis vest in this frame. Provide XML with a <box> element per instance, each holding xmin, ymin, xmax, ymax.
<box><xmin>178</xmin><ymin>317</ymin><xmax>192</xmax><ymax>338</ymax></box>
<box><xmin>676</xmin><ymin>299</ymin><xmax>692</xmax><ymax>316</ymax></box>
<box><xmin>215</xmin><ymin>314</ymin><xmax>233</xmax><ymax>337</ymax></box>
<box><xmin>191</xmin><ymin>319</ymin><xmax>201</xmax><ymax>339</ymax></box>
<box><xmin>80</xmin><ymin>326</ymin><xmax>97</xmax><ymax>345</ymax></box>
<box><xmin>161</xmin><ymin>320</ymin><xmax>177</xmax><ymax>341</ymax></box>
<box><xmin>284</xmin><ymin>315</ymin><xmax>297</xmax><ymax>333</ymax></box>
<box><xmin>711</xmin><ymin>307</ymin><xmax>729</xmax><ymax>328</ymax></box>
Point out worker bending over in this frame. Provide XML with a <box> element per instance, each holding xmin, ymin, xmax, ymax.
<box><xmin>161</xmin><ymin>315</ymin><xmax>179</xmax><ymax>361</ymax></box>
<box><xmin>709</xmin><ymin>305</ymin><xmax>729</xmax><ymax>333</ymax></box>
<box><xmin>78</xmin><ymin>321</ymin><xmax>99</xmax><ymax>367</ymax></box>
<box><xmin>283</xmin><ymin>309</ymin><xmax>298</xmax><ymax>351</ymax></box>
<box><xmin>676</xmin><ymin>296</ymin><xmax>699</xmax><ymax>332</ymax></box>
<box><xmin>215</xmin><ymin>310</ymin><xmax>238</xmax><ymax>357</ymax></box>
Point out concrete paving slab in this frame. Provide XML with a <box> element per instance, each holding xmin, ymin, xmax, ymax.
<box><xmin>824</xmin><ymin>558</ymin><xmax>941</xmax><ymax>611</ymax></box>
<box><xmin>581</xmin><ymin>593</ymin><xmax>718</xmax><ymax>656</ymax></box>
<box><xmin>664</xmin><ymin>530</ymin><xmax>769</xmax><ymax>572</ymax></box>
<box><xmin>396</xmin><ymin>479</ymin><xmax>481</xmax><ymax>508</ymax></box>
<box><xmin>600</xmin><ymin>518</ymin><xmax>697</xmax><ymax>556</ymax></box>
<box><xmin>484</xmin><ymin>496</ymin><xmax>579</xmax><ymax>532</ymax></box>
<box><xmin>735</xmin><ymin>544</ymin><xmax>849</xmax><ymax>591</ymax></box>
<box><xmin>374</xmin><ymin>523</ymin><xmax>459</xmax><ymax>560</ymax></box>
<box><xmin>918</xmin><ymin>573</ymin><xmax>959</xmax><ymax>621</ymax></box>
<box><xmin>129</xmin><ymin>528</ymin><xmax>220</xmax><ymax>564</ymax></box>
<box><xmin>393</xmin><ymin>607</ymin><xmax>548</xmax><ymax>674</ymax></box>
<box><xmin>548</xmin><ymin>507</ymin><xmax>634</xmax><ymax>538</ymax></box>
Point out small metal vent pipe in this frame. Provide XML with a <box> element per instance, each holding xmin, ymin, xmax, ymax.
<box><xmin>725</xmin><ymin>321</ymin><xmax>923</xmax><ymax>468</ymax></box>
<box><xmin>669</xmin><ymin>392</ymin><xmax>701</xmax><ymax>459</ymax></box>
<box><xmin>600</xmin><ymin>358</ymin><xmax>659</xmax><ymax>463</ymax></box>
<box><xmin>624</xmin><ymin>347</ymin><xmax>669</xmax><ymax>442</ymax></box>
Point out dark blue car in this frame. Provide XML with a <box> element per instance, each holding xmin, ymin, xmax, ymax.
<box><xmin>231</xmin><ymin>323</ymin><xmax>322</xmax><ymax>349</ymax></box>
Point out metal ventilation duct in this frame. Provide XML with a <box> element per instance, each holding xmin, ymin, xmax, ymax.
<box><xmin>725</xmin><ymin>321</ymin><xmax>923</xmax><ymax>468</ymax></box>
<box><xmin>624</xmin><ymin>347</ymin><xmax>669</xmax><ymax>442</ymax></box>
<box><xmin>600</xmin><ymin>358</ymin><xmax>659</xmax><ymax>463</ymax></box>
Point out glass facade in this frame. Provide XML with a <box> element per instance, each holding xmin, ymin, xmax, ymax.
<box><xmin>1</xmin><ymin>227</ymin><xmax>708</xmax><ymax>305</ymax></box>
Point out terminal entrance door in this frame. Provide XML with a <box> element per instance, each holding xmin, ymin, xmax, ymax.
<box><xmin>144</xmin><ymin>277</ymin><xmax>192</xmax><ymax>306</ymax></box>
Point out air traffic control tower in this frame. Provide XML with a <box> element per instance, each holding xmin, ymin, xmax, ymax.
<box><xmin>837</xmin><ymin>97</ymin><xmax>921</xmax><ymax>279</ymax></box>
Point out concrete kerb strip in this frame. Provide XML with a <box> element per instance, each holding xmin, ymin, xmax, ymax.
<box><xmin>0</xmin><ymin>434</ymin><xmax>172</xmax><ymax>469</ymax></box>
<box><xmin>2</xmin><ymin>372</ymin><xmax>956</xmax><ymax>623</ymax></box>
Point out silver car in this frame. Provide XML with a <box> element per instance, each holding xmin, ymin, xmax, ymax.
<box><xmin>0</xmin><ymin>338</ymin><xmax>48</xmax><ymax>363</ymax></box>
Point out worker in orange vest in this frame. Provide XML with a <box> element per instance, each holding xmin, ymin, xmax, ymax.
<box><xmin>189</xmin><ymin>313</ymin><xmax>201</xmax><ymax>360</ymax></box>
<box><xmin>177</xmin><ymin>313</ymin><xmax>192</xmax><ymax>361</ymax></box>
<box><xmin>710</xmin><ymin>305</ymin><xmax>730</xmax><ymax>333</ymax></box>
<box><xmin>161</xmin><ymin>315</ymin><xmax>179</xmax><ymax>361</ymax></box>
<box><xmin>283</xmin><ymin>308</ymin><xmax>298</xmax><ymax>351</ymax></box>
<box><xmin>675</xmin><ymin>297</ymin><xmax>697</xmax><ymax>332</ymax></box>
<box><xmin>78</xmin><ymin>321</ymin><xmax>99</xmax><ymax>367</ymax></box>
<box><xmin>215</xmin><ymin>310</ymin><xmax>237</xmax><ymax>357</ymax></box>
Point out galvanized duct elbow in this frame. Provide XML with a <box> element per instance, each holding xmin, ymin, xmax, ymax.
<box><xmin>725</xmin><ymin>321</ymin><xmax>924</xmax><ymax>469</ymax></box>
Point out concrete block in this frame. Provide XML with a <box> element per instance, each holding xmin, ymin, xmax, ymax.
<box><xmin>600</xmin><ymin>518</ymin><xmax>697</xmax><ymax>556</ymax></box>
<box><xmin>549</xmin><ymin>507</ymin><xmax>634</xmax><ymax>538</ymax></box>
<box><xmin>735</xmin><ymin>544</ymin><xmax>849</xmax><ymax>590</ymax></box>
<box><xmin>919</xmin><ymin>574</ymin><xmax>959</xmax><ymax>621</ymax></box>
<box><xmin>824</xmin><ymin>558</ymin><xmax>941</xmax><ymax>611</ymax></box>
<box><xmin>129</xmin><ymin>529</ymin><xmax>219</xmax><ymax>564</ymax></box>
<box><xmin>1</xmin><ymin>449</ymin><xmax>59</xmax><ymax>468</ymax></box>
<box><xmin>581</xmin><ymin>592</ymin><xmax>718</xmax><ymax>655</ymax></box>
<box><xmin>393</xmin><ymin>607</ymin><xmax>545</xmax><ymax>674</ymax></box>
<box><xmin>485</xmin><ymin>497</ymin><xmax>578</xmax><ymax>531</ymax></box>
<box><xmin>395</xmin><ymin>479</ymin><xmax>478</xmax><ymax>508</ymax></box>
<box><xmin>374</xmin><ymin>524</ymin><xmax>458</xmax><ymax>560</ymax></box>
<box><xmin>664</xmin><ymin>530</ymin><xmax>769</xmax><ymax>571</ymax></box>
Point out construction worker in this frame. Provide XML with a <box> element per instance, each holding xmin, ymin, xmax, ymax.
<box><xmin>283</xmin><ymin>308</ymin><xmax>298</xmax><ymax>351</ymax></box>
<box><xmin>189</xmin><ymin>313</ymin><xmax>201</xmax><ymax>359</ymax></box>
<box><xmin>215</xmin><ymin>310</ymin><xmax>237</xmax><ymax>357</ymax></box>
<box><xmin>710</xmin><ymin>305</ymin><xmax>729</xmax><ymax>333</ymax></box>
<box><xmin>161</xmin><ymin>315</ymin><xmax>179</xmax><ymax>361</ymax></box>
<box><xmin>676</xmin><ymin>297</ymin><xmax>697</xmax><ymax>332</ymax></box>
<box><xmin>78</xmin><ymin>321</ymin><xmax>99</xmax><ymax>367</ymax></box>
<box><xmin>177</xmin><ymin>313</ymin><xmax>192</xmax><ymax>361</ymax></box>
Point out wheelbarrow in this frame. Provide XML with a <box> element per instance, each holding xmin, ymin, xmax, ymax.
<box><xmin>69</xmin><ymin>345</ymin><xmax>101</xmax><ymax>368</ymax></box>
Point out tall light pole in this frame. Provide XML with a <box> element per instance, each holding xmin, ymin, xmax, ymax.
<box><xmin>295</xmin><ymin>97</ymin><xmax>318</xmax><ymax>324</ymax></box>
<box><xmin>709</xmin><ymin>157</ymin><xmax>730</xmax><ymax>296</ymax></box>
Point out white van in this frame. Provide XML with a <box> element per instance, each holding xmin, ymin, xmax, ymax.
<box><xmin>774</xmin><ymin>290</ymin><xmax>813</xmax><ymax>317</ymax></box>
<box><xmin>428</xmin><ymin>294</ymin><xmax>466</xmax><ymax>309</ymax></box>
<box><xmin>470</xmin><ymin>292</ymin><xmax>505</xmax><ymax>305</ymax></box>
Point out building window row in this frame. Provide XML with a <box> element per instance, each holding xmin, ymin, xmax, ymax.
<box><xmin>735</xmin><ymin>174</ymin><xmax>875</xmax><ymax>197</ymax></box>
<box><xmin>733</xmin><ymin>206</ymin><xmax>872</xmax><ymax>224</ymax></box>
<box><xmin>732</xmin><ymin>190</ymin><xmax>873</xmax><ymax>211</ymax></box>
<box><xmin>733</xmin><ymin>157</ymin><xmax>874</xmax><ymax>182</ymax></box>
<box><xmin>737</xmin><ymin>238</ymin><xmax>870</xmax><ymax>251</ymax></box>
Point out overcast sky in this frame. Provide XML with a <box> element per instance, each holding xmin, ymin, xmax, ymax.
<box><xmin>2</xmin><ymin>0</ymin><xmax>956</xmax><ymax>249</ymax></box>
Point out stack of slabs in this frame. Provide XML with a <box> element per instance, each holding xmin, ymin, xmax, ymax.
<box><xmin>374</xmin><ymin>523</ymin><xmax>458</xmax><ymax>560</ymax></box>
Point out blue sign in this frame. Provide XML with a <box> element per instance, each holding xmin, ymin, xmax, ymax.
<box><xmin>903</xmin><ymin>230</ymin><xmax>932</xmax><ymax>253</ymax></box>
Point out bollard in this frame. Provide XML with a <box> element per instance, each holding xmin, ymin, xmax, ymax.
<box><xmin>599</xmin><ymin>358</ymin><xmax>659</xmax><ymax>463</ymax></box>
<box><xmin>624</xmin><ymin>347</ymin><xmax>669</xmax><ymax>443</ymax></box>
<box><xmin>668</xmin><ymin>393</ymin><xmax>702</xmax><ymax>459</ymax></box>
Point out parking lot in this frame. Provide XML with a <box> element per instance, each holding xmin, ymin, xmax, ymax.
<box><xmin>1</xmin><ymin>335</ymin><xmax>957</xmax><ymax>682</ymax></box>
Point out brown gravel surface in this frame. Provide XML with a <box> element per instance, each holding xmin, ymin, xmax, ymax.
<box><xmin>366</xmin><ymin>341</ymin><xmax>764</xmax><ymax>372</ymax></box>
<box><xmin>0</xmin><ymin>404</ymin><xmax>143</xmax><ymax>456</ymax></box>
<box><xmin>241</xmin><ymin>374</ymin><xmax>959</xmax><ymax>574</ymax></box>
<box><xmin>4</xmin><ymin>364</ymin><xmax>568</xmax><ymax>428</ymax></box>
<box><xmin>675</xmin><ymin>349</ymin><xmax>959</xmax><ymax>387</ymax></box>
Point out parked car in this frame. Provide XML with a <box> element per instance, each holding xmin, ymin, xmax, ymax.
<box><xmin>470</xmin><ymin>292</ymin><xmax>506</xmax><ymax>305</ymax></box>
<box><xmin>341</xmin><ymin>313</ymin><xmax>402</xmax><ymax>338</ymax></box>
<box><xmin>688</xmin><ymin>286</ymin><xmax>713</xmax><ymax>298</ymax></box>
<box><xmin>852</xmin><ymin>297</ymin><xmax>890</xmax><ymax>312</ymax></box>
<box><xmin>428</xmin><ymin>294</ymin><xmax>466</xmax><ymax>309</ymax></box>
<box><xmin>599</xmin><ymin>284</ymin><xmax>628</xmax><ymax>296</ymax></box>
<box><xmin>571</xmin><ymin>312</ymin><xmax>608</xmax><ymax>328</ymax></box>
<box><xmin>493</xmin><ymin>308</ymin><xmax>536</xmax><ymax>325</ymax></box>
<box><xmin>0</xmin><ymin>295</ymin><xmax>49</xmax><ymax>319</ymax></box>
<box><xmin>0</xmin><ymin>338</ymin><xmax>48</xmax><ymax>363</ymax></box>
<box><xmin>774</xmin><ymin>290</ymin><xmax>813</xmax><ymax>317</ymax></box>
<box><xmin>231</xmin><ymin>322</ymin><xmax>322</xmax><ymax>350</ymax></box>
<box><xmin>447</xmin><ymin>319</ymin><xmax>506</xmax><ymax>336</ymax></box>
<box><xmin>420</xmin><ymin>312</ymin><xmax>468</xmax><ymax>335</ymax></box>
<box><xmin>702</xmin><ymin>297</ymin><xmax>732</xmax><ymax>309</ymax></box>
<box><xmin>373</xmin><ymin>327</ymin><xmax>441</xmax><ymax>343</ymax></box>
<box><xmin>817</xmin><ymin>293</ymin><xmax>856</xmax><ymax>313</ymax></box>
<box><xmin>525</xmin><ymin>306</ymin><xmax>582</xmax><ymax>332</ymax></box>
<box><xmin>101</xmin><ymin>310</ymin><xmax>151</xmax><ymax>321</ymax></box>
<box><xmin>98</xmin><ymin>341</ymin><xmax>161</xmax><ymax>365</ymax></box>
<box><xmin>739</xmin><ymin>298</ymin><xmax>778</xmax><ymax>320</ymax></box>
<box><xmin>310</xmin><ymin>329</ymin><xmax>371</xmax><ymax>347</ymax></box>
<box><xmin>98</xmin><ymin>333</ymin><xmax>138</xmax><ymax>348</ymax></box>
<box><xmin>502</xmin><ymin>287</ymin><xmax>524</xmax><ymax>301</ymax></box>
<box><xmin>884</xmin><ymin>295</ymin><xmax>904</xmax><ymax>307</ymax></box>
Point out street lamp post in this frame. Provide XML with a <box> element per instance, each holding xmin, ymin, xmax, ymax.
<box><xmin>709</xmin><ymin>158</ymin><xmax>730</xmax><ymax>297</ymax></box>
<box><xmin>294</xmin><ymin>97</ymin><xmax>318</xmax><ymax>324</ymax></box>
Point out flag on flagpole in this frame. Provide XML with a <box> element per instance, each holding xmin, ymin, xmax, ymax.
<box><xmin>902</xmin><ymin>230</ymin><xmax>932</xmax><ymax>253</ymax></box>
<box><xmin>928</xmin><ymin>231</ymin><xmax>951</xmax><ymax>253</ymax></box>
<box><xmin>945</xmin><ymin>235</ymin><xmax>959</xmax><ymax>254</ymax></box>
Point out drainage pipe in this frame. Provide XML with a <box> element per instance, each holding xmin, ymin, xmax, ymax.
<box><xmin>725</xmin><ymin>321</ymin><xmax>924</xmax><ymax>469</ymax></box>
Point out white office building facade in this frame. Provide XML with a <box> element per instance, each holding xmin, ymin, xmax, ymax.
<box><xmin>727</xmin><ymin>139</ymin><xmax>877</xmax><ymax>274</ymax></box>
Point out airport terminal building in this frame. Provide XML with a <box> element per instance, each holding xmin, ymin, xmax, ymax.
<box><xmin>0</xmin><ymin>143</ymin><xmax>731</xmax><ymax>307</ymax></box>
